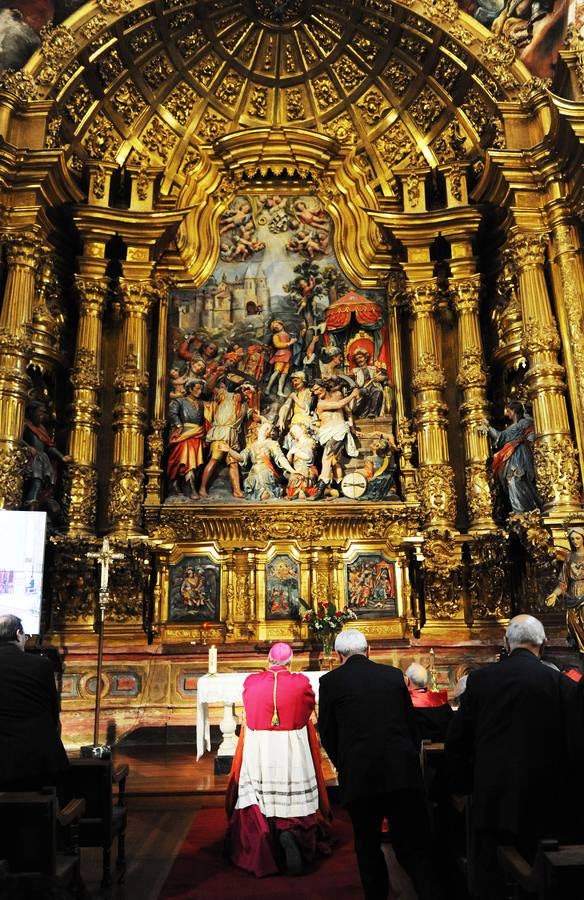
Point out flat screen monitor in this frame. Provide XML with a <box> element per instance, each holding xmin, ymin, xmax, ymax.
<box><xmin>0</xmin><ymin>510</ymin><xmax>47</xmax><ymax>636</ymax></box>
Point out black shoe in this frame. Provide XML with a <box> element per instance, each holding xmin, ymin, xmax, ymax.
<box><xmin>279</xmin><ymin>830</ymin><xmax>303</xmax><ymax>876</ymax></box>
<box><xmin>308</xmin><ymin>480</ymin><xmax>327</xmax><ymax>501</ymax></box>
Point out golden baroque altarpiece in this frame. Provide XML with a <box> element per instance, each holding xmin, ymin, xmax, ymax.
<box><xmin>0</xmin><ymin>0</ymin><xmax>584</xmax><ymax>742</ymax></box>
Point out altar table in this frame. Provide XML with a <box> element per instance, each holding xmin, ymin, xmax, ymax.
<box><xmin>196</xmin><ymin>670</ymin><xmax>325</xmax><ymax>761</ymax></box>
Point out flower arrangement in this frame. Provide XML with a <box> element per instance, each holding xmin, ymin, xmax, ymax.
<box><xmin>298</xmin><ymin>599</ymin><xmax>357</xmax><ymax>637</ymax></box>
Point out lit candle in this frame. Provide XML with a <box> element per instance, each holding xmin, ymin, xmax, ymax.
<box><xmin>208</xmin><ymin>644</ymin><xmax>217</xmax><ymax>675</ymax></box>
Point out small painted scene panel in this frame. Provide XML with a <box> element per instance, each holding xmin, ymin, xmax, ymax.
<box><xmin>346</xmin><ymin>554</ymin><xmax>398</xmax><ymax>619</ymax></box>
<box><xmin>265</xmin><ymin>554</ymin><xmax>300</xmax><ymax>620</ymax></box>
<box><xmin>168</xmin><ymin>556</ymin><xmax>220</xmax><ymax>622</ymax></box>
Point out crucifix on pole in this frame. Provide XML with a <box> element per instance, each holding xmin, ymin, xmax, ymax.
<box><xmin>87</xmin><ymin>537</ymin><xmax>124</xmax><ymax>747</ymax></box>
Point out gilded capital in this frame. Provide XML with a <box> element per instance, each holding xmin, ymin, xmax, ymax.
<box><xmin>2</xmin><ymin>232</ymin><xmax>43</xmax><ymax>269</ymax></box>
<box><xmin>75</xmin><ymin>276</ymin><xmax>110</xmax><ymax>316</ymax></box>
<box><xmin>406</xmin><ymin>283</ymin><xmax>438</xmax><ymax>317</ymax></box>
<box><xmin>450</xmin><ymin>277</ymin><xmax>481</xmax><ymax>315</ymax></box>
<box><xmin>119</xmin><ymin>279</ymin><xmax>165</xmax><ymax>317</ymax></box>
<box><xmin>508</xmin><ymin>232</ymin><xmax>548</xmax><ymax>269</ymax></box>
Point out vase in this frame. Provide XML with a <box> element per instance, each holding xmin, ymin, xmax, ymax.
<box><xmin>321</xmin><ymin>630</ymin><xmax>335</xmax><ymax>660</ymax></box>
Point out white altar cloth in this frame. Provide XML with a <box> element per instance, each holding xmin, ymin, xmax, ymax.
<box><xmin>196</xmin><ymin>670</ymin><xmax>325</xmax><ymax>760</ymax></box>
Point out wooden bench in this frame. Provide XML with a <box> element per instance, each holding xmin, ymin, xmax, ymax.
<box><xmin>498</xmin><ymin>840</ymin><xmax>584</xmax><ymax>899</ymax></box>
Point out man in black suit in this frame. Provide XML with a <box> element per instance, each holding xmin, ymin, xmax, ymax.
<box><xmin>318</xmin><ymin>628</ymin><xmax>441</xmax><ymax>900</ymax></box>
<box><xmin>0</xmin><ymin>613</ymin><xmax>68</xmax><ymax>791</ymax></box>
<box><xmin>446</xmin><ymin>614</ymin><xmax>583</xmax><ymax>899</ymax></box>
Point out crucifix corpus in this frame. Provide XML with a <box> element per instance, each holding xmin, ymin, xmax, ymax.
<box><xmin>86</xmin><ymin>536</ymin><xmax>125</xmax><ymax>748</ymax></box>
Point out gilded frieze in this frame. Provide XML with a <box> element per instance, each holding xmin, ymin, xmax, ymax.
<box><xmin>81</xmin><ymin>15</ymin><xmax>108</xmax><ymax>43</ymax></box>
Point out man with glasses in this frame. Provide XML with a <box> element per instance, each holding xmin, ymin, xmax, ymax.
<box><xmin>0</xmin><ymin>613</ymin><xmax>68</xmax><ymax>792</ymax></box>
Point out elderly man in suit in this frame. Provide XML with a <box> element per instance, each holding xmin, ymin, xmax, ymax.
<box><xmin>446</xmin><ymin>614</ymin><xmax>583</xmax><ymax>899</ymax></box>
<box><xmin>318</xmin><ymin>628</ymin><xmax>441</xmax><ymax>900</ymax></box>
<box><xmin>0</xmin><ymin>613</ymin><xmax>68</xmax><ymax>792</ymax></box>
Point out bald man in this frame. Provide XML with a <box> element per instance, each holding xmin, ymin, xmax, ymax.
<box><xmin>446</xmin><ymin>614</ymin><xmax>584</xmax><ymax>899</ymax></box>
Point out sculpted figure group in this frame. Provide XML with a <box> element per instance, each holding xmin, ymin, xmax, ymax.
<box><xmin>166</xmin><ymin>327</ymin><xmax>396</xmax><ymax>503</ymax></box>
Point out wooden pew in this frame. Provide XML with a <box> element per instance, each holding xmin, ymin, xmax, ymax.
<box><xmin>0</xmin><ymin>790</ymin><xmax>85</xmax><ymax>897</ymax></box>
<box><xmin>498</xmin><ymin>840</ymin><xmax>584</xmax><ymax>899</ymax></box>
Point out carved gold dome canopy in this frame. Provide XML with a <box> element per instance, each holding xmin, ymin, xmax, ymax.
<box><xmin>21</xmin><ymin>0</ymin><xmax>530</xmax><ymax>205</ymax></box>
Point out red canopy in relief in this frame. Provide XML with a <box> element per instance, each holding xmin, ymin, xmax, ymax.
<box><xmin>325</xmin><ymin>290</ymin><xmax>384</xmax><ymax>330</ymax></box>
<box><xmin>324</xmin><ymin>290</ymin><xmax>390</xmax><ymax>374</ymax></box>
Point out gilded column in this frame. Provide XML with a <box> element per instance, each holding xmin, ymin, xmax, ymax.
<box><xmin>509</xmin><ymin>232</ymin><xmax>581</xmax><ymax>520</ymax></box>
<box><xmin>66</xmin><ymin>275</ymin><xmax>108</xmax><ymax>536</ymax></box>
<box><xmin>547</xmin><ymin>209</ymin><xmax>584</xmax><ymax>486</ymax></box>
<box><xmin>406</xmin><ymin>281</ymin><xmax>456</xmax><ymax>529</ymax></box>
<box><xmin>108</xmin><ymin>279</ymin><xmax>159</xmax><ymax>536</ymax></box>
<box><xmin>450</xmin><ymin>276</ymin><xmax>496</xmax><ymax>532</ymax></box>
<box><xmin>0</xmin><ymin>231</ymin><xmax>42</xmax><ymax>508</ymax></box>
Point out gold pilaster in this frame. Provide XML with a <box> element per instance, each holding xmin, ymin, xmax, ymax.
<box><xmin>66</xmin><ymin>273</ymin><xmax>108</xmax><ymax>536</ymax></box>
<box><xmin>406</xmin><ymin>279</ymin><xmax>456</xmax><ymax>529</ymax></box>
<box><xmin>450</xmin><ymin>276</ymin><xmax>496</xmax><ymax>532</ymax></box>
<box><xmin>0</xmin><ymin>230</ymin><xmax>42</xmax><ymax>508</ymax></box>
<box><xmin>224</xmin><ymin>552</ymin><xmax>235</xmax><ymax>640</ymax></box>
<box><xmin>108</xmin><ymin>278</ymin><xmax>160</xmax><ymax>537</ymax></box>
<box><xmin>509</xmin><ymin>231</ymin><xmax>582</xmax><ymax>521</ymax></box>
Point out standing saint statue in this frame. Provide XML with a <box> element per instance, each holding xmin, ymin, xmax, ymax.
<box><xmin>546</xmin><ymin>527</ymin><xmax>584</xmax><ymax>655</ymax></box>
<box><xmin>480</xmin><ymin>400</ymin><xmax>542</xmax><ymax>514</ymax></box>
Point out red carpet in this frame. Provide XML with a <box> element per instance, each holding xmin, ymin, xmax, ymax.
<box><xmin>157</xmin><ymin>807</ymin><xmax>363</xmax><ymax>899</ymax></box>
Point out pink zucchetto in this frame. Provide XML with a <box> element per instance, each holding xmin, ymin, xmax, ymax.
<box><xmin>268</xmin><ymin>642</ymin><xmax>293</xmax><ymax>665</ymax></box>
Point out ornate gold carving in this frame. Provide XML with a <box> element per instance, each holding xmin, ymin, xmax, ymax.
<box><xmin>0</xmin><ymin>71</ymin><xmax>39</xmax><ymax>101</ymax></box>
<box><xmin>465</xmin><ymin>462</ymin><xmax>494</xmax><ymax>523</ymax></box>
<box><xmin>143</xmin><ymin>54</ymin><xmax>173</xmax><ymax>90</ymax></box>
<box><xmin>0</xmin><ymin>445</ymin><xmax>27</xmax><ymax>509</ymax></box>
<box><xmin>375</xmin><ymin>122</ymin><xmax>415</xmax><ymax>169</ymax></box>
<box><xmin>533</xmin><ymin>435</ymin><xmax>581</xmax><ymax>507</ymax></box>
<box><xmin>521</xmin><ymin>319</ymin><xmax>561</xmax><ymax>355</ymax></box>
<box><xmin>409</xmin><ymin>86</ymin><xmax>444</xmax><ymax>132</ymax></box>
<box><xmin>178</xmin><ymin>30</ymin><xmax>207</xmax><ymax>59</ymax></box>
<box><xmin>97</xmin><ymin>0</ymin><xmax>132</xmax><ymax>12</ymax></box>
<box><xmin>97</xmin><ymin>49</ymin><xmax>124</xmax><ymax>88</ymax></box>
<box><xmin>199</xmin><ymin>108</ymin><xmax>228</xmax><ymax>141</ymax></box>
<box><xmin>92</xmin><ymin>166</ymin><xmax>107</xmax><ymax>200</ymax></box>
<box><xmin>457</xmin><ymin>347</ymin><xmax>487</xmax><ymax>390</ymax></box>
<box><xmin>64</xmin><ymin>464</ymin><xmax>98</xmax><ymax>533</ymax></box>
<box><xmin>129</xmin><ymin>26</ymin><xmax>157</xmax><ymax>56</ymax></box>
<box><xmin>404</xmin><ymin>173</ymin><xmax>421</xmax><ymax>207</ymax></box>
<box><xmin>109</xmin><ymin>465</ymin><xmax>144</xmax><ymax>526</ymax></box>
<box><xmin>467</xmin><ymin>531</ymin><xmax>510</xmax><ymax>620</ymax></box>
<box><xmin>509</xmin><ymin>232</ymin><xmax>548</xmax><ymax>268</ymax></box>
<box><xmin>37</xmin><ymin>25</ymin><xmax>77</xmax><ymax>86</ymax></box>
<box><xmin>406</xmin><ymin>283</ymin><xmax>437</xmax><ymax>318</ymax></box>
<box><xmin>191</xmin><ymin>53</ymin><xmax>221</xmax><ymax>87</ymax></box>
<box><xmin>2</xmin><ymin>233</ymin><xmax>42</xmax><ymax>270</ymax></box>
<box><xmin>248</xmin><ymin>87</ymin><xmax>268</xmax><ymax>118</ymax></box>
<box><xmin>312</xmin><ymin>74</ymin><xmax>339</xmax><ymax>111</ymax></box>
<box><xmin>421</xmin><ymin>528</ymin><xmax>462</xmax><ymax>619</ymax></box>
<box><xmin>460</xmin><ymin>88</ymin><xmax>495</xmax><ymax>140</ymax></box>
<box><xmin>141</xmin><ymin>116</ymin><xmax>177</xmax><ymax>162</ymax></box>
<box><xmin>70</xmin><ymin>348</ymin><xmax>102</xmax><ymax>392</ymax></box>
<box><xmin>83</xmin><ymin>112</ymin><xmax>119</xmax><ymax>161</ymax></box>
<box><xmin>334</xmin><ymin>56</ymin><xmax>364</xmax><ymax>91</ymax></box>
<box><xmin>418</xmin><ymin>465</ymin><xmax>456</xmax><ymax>526</ymax></box>
<box><xmin>357</xmin><ymin>87</ymin><xmax>389</xmax><ymax>125</ymax></box>
<box><xmin>75</xmin><ymin>277</ymin><xmax>109</xmax><ymax>315</ymax></box>
<box><xmin>114</xmin><ymin>351</ymin><xmax>149</xmax><ymax>393</ymax></box>
<box><xmin>480</xmin><ymin>34</ymin><xmax>516</xmax><ymax>67</ymax></box>
<box><xmin>45</xmin><ymin>115</ymin><xmax>63</xmax><ymax>149</ymax></box>
<box><xmin>216</xmin><ymin>72</ymin><xmax>244</xmax><ymax>107</ymax></box>
<box><xmin>325</xmin><ymin>113</ymin><xmax>356</xmax><ymax>145</ymax></box>
<box><xmin>285</xmin><ymin>87</ymin><xmax>306</xmax><ymax>121</ymax></box>
<box><xmin>433</xmin><ymin>57</ymin><xmax>462</xmax><ymax>95</ymax></box>
<box><xmin>0</xmin><ymin>324</ymin><xmax>32</xmax><ymax>356</ymax></box>
<box><xmin>382</xmin><ymin>59</ymin><xmax>413</xmax><ymax>96</ymax></box>
<box><xmin>81</xmin><ymin>15</ymin><xmax>107</xmax><ymax>41</ymax></box>
<box><xmin>113</xmin><ymin>81</ymin><xmax>146</xmax><ymax>125</ymax></box>
<box><xmin>146</xmin><ymin>419</ymin><xmax>165</xmax><ymax>469</ymax></box>
<box><xmin>65</xmin><ymin>84</ymin><xmax>93</xmax><ymax>127</ymax></box>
